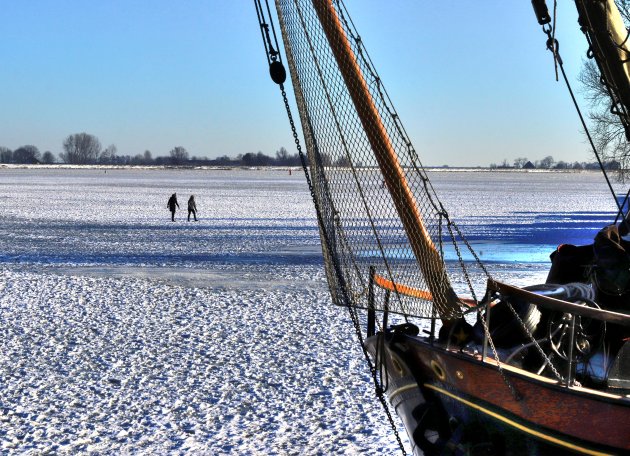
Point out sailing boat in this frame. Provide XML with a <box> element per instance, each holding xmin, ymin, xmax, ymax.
<box><xmin>255</xmin><ymin>0</ymin><xmax>630</xmax><ymax>454</ymax></box>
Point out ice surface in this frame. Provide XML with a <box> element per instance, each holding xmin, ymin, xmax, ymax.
<box><xmin>0</xmin><ymin>168</ymin><xmax>622</xmax><ymax>454</ymax></box>
<box><xmin>0</xmin><ymin>168</ymin><xmax>405</xmax><ymax>454</ymax></box>
<box><xmin>0</xmin><ymin>269</ymin><xmax>397</xmax><ymax>454</ymax></box>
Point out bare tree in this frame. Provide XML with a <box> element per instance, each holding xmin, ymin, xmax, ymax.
<box><xmin>13</xmin><ymin>145</ymin><xmax>41</xmax><ymax>164</ymax></box>
<box><xmin>61</xmin><ymin>133</ymin><xmax>102</xmax><ymax>164</ymax></box>
<box><xmin>276</xmin><ymin>147</ymin><xmax>289</xmax><ymax>165</ymax></box>
<box><xmin>554</xmin><ymin>160</ymin><xmax>568</xmax><ymax>169</ymax></box>
<box><xmin>579</xmin><ymin>1</ymin><xmax>630</xmax><ymax>179</ymax></box>
<box><xmin>41</xmin><ymin>151</ymin><xmax>55</xmax><ymax>164</ymax></box>
<box><xmin>169</xmin><ymin>146</ymin><xmax>189</xmax><ymax>165</ymax></box>
<box><xmin>0</xmin><ymin>147</ymin><xmax>12</xmax><ymax>163</ymax></box>
<box><xmin>334</xmin><ymin>155</ymin><xmax>351</xmax><ymax>167</ymax></box>
<box><xmin>240</xmin><ymin>152</ymin><xmax>256</xmax><ymax>166</ymax></box>
<box><xmin>580</xmin><ymin>58</ymin><xmax>630</xmax><ymax>173</ymax></box>
<box><xmin>256</xmin><ymin>151</ymin><xmax>271</xmax><ymax>165</ymax></box>
<box><xmin>100</xmin><ymin>144</ymin><xmax>117</xmax><ymax>164</ymax></box>
<box><xmin>143</xmin><ymin>150</ymin><xmax>152</xmax><ymax>164</ymax></box>
<box><xmin>539</xmin><ymin>155</ymin><xmax>555</xmax><ymax>169</ymax></box>
<box><xmin>319</xmin><ymin>152</ymin><xmax>333</xmax><ymax>167</ymax></box>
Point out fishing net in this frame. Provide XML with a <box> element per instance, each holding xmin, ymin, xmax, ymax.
<box><xmin>276</xmin><ymin>0</ymin><xmax>488</xmax><ymax>319</ymax></box>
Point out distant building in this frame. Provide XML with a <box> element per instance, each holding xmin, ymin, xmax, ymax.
<box><xmin>523</xmin><ymin>161</ymin><xmax>535</xmax><ymax>169</ymax></box>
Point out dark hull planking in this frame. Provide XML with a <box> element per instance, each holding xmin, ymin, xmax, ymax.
<box><xmin>370</xmin><ymin>333</ymin><xmax>630</xmax><ymax>455</ymax></box>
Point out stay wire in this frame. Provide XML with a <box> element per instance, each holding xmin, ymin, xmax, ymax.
<box><xmin>543</xmin><ymin>28</ymin><xmax>623</xmax><ymax>214</ymax></box>
<box><xmin>291</xmin><ymin>0</ymin><xmax>414</xmax><ymax>319</ymax></box>
<box><xmin>335</xmin><ymin>0</ymin><xmax>486</xmax><ymax>310</ymax></box>
<box><xmin>280</xmin><ymin>81</ymin><xmax>408</xmax><ymax>454</ymax></box>
<box><xmin>254</xmin><ymin>1</ymin><xmax>408</xmax><ymax>453</ymax></box>
<box><xmin>254</xmin><ymin>0</ymin><xmax>273</xmax><ymax>64</ymax></box>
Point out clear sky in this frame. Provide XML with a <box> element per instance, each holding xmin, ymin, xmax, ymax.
<box><xmin>1</xmin><ymin>1</ymin><xmax>595</xmax><ymax>167</ymax></box>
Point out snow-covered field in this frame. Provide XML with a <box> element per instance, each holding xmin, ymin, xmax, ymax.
<box><xmin>0</xmin><ymin>168</ymin><xmax>621</xmax><ymax>454</ymax></box>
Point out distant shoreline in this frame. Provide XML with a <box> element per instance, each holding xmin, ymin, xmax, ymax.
<box><xmin>0</xmin><ymin>163</ymin><xmax>606</xmax><ymax>173</ymax></box>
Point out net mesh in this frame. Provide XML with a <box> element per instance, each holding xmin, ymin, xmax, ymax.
<box><xmin>276</xmin><ymin>0</ymin><xmax>489</xmax><ymax>319</ymax></box>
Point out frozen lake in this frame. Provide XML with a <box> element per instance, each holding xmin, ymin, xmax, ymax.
<box><xmin>0</xmin><ymin>168</ymin><xmax>623</xmax><ymax>454</ymax></box>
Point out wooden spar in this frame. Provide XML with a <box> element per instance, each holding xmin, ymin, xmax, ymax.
<box><xmin>311</xmin><ymin>0</ymin><xmax>461</xmax><ymax>315</ymax></box>
<box><xmin>373</xmin><ymin>274</ymin><xmax>477</xmax><ymax>308</ymax></box>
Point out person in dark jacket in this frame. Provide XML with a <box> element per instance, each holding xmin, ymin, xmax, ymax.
<box><xmin>188</xmin><ymin>195</ymin><xmax>198</xmax><ymax>222</ymax></box>
<box><xmin>167</xmin><ymin>193</ymin><xmax>179</xmax><ymax>221</ymax></box>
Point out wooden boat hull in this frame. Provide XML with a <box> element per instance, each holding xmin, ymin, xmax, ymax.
<box><xmin>369</xmin><ymin>332</ymin><xmax>630</xmax><ymax>455</ymax></box>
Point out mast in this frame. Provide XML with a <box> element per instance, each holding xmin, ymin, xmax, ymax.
<box><xmin>310</xmin><ymin>0</ymin><xmax>461</xmax><ymax>313</ymax></box>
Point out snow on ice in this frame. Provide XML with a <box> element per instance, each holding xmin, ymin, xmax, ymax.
<box><xmin>0</xmin><ymin>168</ymin><xmax>403</xmax><ymax>455</ymax></box>
<box><xmin>0</xmin><ymin>167</ymin><xmax>619</xmax><ymax>454</ymax></box>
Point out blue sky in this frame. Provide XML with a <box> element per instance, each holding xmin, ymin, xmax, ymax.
<box><xmin>1</xmin><ymin>1</ymin><xmax>594</xmax><ymax>166</ymax></box>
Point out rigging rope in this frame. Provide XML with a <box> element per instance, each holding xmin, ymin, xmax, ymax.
<box><xmin>332</xmin><ymin>0</ymin><xmax>487</xmax><ymax>316</ymax></box>
<box><xmin>253</xmin><ymin>1</ymin><xmax>407</xmax><ymax>453</ymax></box>
<box><xmin>540</xmin><ymin>23</ymin><xmax>624</xmax><ymax>215</ymax></box>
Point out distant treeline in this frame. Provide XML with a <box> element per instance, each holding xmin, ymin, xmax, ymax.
<box><xmin>0</xmin><ymin>132</ymin><xmax>302</xmax><ymax>167</ymax></box>
<box><xmin>3</xmin><ymin>135</ymin><xmax>622</xmax><ymax>171</ymax></box>
<box><xmin>490</xmin><ymin>155</ymin><xmax>622</xmax><ymax>170</ymax></box>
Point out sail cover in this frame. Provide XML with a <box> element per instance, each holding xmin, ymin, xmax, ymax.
<box><xmin>276</xmin><ymin>0</ymin><xmax>482</xmax><ymax>319</ymax></box>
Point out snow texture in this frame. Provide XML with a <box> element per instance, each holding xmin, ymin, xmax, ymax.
<box><xmin>0</xmin><ymin>168</ymin><xmax>621</xmax><ymax>454</ymax></box>
<box><xmin>0</xmin><ymin>168</ymin><xmax>403</xmax><ymax>455</ymax></box>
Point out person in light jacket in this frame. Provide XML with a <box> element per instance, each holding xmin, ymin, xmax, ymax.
<box><xmin>188</xmin><ymin>195</ymin><xmax>198</xmax><ymax>222</ymax></box>
<box><xmin>167</xmin><ymin>193</ymin><xmax>180</xmax><ymax>222</ymax></box>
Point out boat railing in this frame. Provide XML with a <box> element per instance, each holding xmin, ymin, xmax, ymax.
<box><xmin>366</xmin><ymin>271</ymin><xmax>630</xmax><ymax>386</ymax></box>
<box><xmin>486</xmin><ymin>280</ymin><xmax>630</xmax><ymax>386</ymax></box>
<box><xmin>487</xmin><ymin>280</ymin><xmax>630</xmax><ymax>327</ymax></box>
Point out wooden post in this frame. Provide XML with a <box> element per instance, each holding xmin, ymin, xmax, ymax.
<box><xmin>311</xmin><ymin>0</ymin><xmax>460</xmax><ymax>314</ymax></box>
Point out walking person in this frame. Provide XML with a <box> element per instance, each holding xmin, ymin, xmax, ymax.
<box><xmin>167</xmin><ymin>193</ymin><xmax>179</xmax><ymax>221</ymax></box>
<box><xmin>188</xmin><ymin>195</ymin><xmax>198</xmax><ymax>222</ymax></box>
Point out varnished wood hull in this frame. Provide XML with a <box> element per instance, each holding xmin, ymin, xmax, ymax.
<box><xmin>371</xmin><ymin>333</ymin><xmax>630</xmax><ymax>455</ymax></box>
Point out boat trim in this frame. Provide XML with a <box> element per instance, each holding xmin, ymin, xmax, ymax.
<box><xmin>429</xmin><ymin>339</ymin><xmax>629</xmax><ymax>405</ymax></box>
<box><xmin>478</xmin><ymin>353</ymin><xmax>626</xmax><ymax>400</ymax></box>
<box><xmin>424</xmin><ymin>383</ymin><xmax>614</xmax><ymax>456</ymax></box>
<box><xmin>388</xmin><ymin>383</ymin><xmax>418</xmax><ymax>402</ymax></box>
